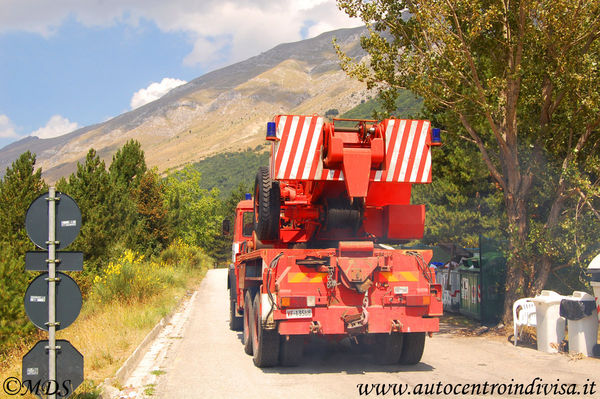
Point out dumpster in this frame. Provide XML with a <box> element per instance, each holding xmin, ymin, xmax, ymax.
<box><xmin>560</xmin><ymin>291</ymin><xmax>598</xmax><ymax>357</ymax></box>
<box><xmin>459</xmin><ymin>267</ymin><xmax>481</xmax><ymax>320</ymax></box>
<box><xmin>436</xmin><ymin>267</ymin><xmax>448</xmax><ymax>301</ymax></box>
<box><xmin>479</xmin><ymin>236</ymin><xmax>506</xmax><ymax>324</ymax></box>
<box><xmin>532</xmin><ymin>290</ymin><xmax>566</xmax><ymax>353</ymax></box>
<box><xmin>447</xmin><ymin>268</ymin><xmax>460</xmax><ymax>312</ymax></box>
<box><xmin>439</xmin><ymin>265</ymin><xmax>460</xmax><ymax>313</ymax></box>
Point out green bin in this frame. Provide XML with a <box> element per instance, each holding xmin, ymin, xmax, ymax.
<box><xmin>479</xmin><ymin>236</ymin><xmax>506</xmax><ymax>324</ymax></box>
<box><xmin>459</xmin><ymin>268</ymin><xmax>481</xmax><ymax>320</ymax></box>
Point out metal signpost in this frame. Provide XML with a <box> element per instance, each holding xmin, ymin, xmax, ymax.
<box><xmin>22</xmin><ymin>188</ymin><xmax>84</xmax><ymax>399</ymax></box>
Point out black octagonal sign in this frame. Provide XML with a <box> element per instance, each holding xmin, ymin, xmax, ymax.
<box><xmin>22</xmin><ymin>339</ymin><xmax>83</xmax><ymax>398</ymax></box>
<box><xmin>25</xmin><ymin>192</ymin><xmax>81</xmax><ymax>250</ymax></box>
<box><xmin>24</xmin><ymin>272</ymin><xmax>82</xmax><ymax>331</ymax></box>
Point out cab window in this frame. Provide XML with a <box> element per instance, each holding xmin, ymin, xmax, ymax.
<box><xmin>242</xmin><ymin>212</ymin><xmax>254</xmax><ymax>237</ymax></box>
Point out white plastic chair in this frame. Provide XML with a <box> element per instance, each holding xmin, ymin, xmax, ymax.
<box><xmin>513</xmin><ymin>298</ymin><xmax>536</xmax><ymax>346</ymax></box>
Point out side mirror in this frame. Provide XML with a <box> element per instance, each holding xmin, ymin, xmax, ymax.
<box><xmin>222</xmin><ymin>219</ymin><xmax>231</xmax><ymax>236</ymax></box>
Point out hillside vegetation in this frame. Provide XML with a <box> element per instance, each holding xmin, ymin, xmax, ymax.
<box><xmin>340</xmin><ymin>89</ymin><xmax>423</xmax><ymax>120</ymax></box>
<box><xmin>187</xmin><ymin>146</ymin><xmax>270</xmax><ymax>197</ymax></box>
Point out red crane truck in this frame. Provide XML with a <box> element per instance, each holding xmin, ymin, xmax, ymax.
<box><xmin>226</xmin><ymin>115</ymin><xmax>443</xmax><ymax>367</ymax></box>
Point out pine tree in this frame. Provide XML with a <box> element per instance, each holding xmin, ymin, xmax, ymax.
<box><xmin>0</xmin><ymin>151</ymin><xmax>47</xmax><ymax>253</ymax></box>
<box><xmin>109</xmin><ymin>139</ymin><xmax>147</xmax><ymax>189</ymax></box>
<box><xmin>58</xmin><ymin>149</ymin><xmax>118</xmax><ymax>277</ymax></box>
<box><xmin>0</xmin><ymin>151</ymin><xmax>46</xmax><ymax>347</ymax></box>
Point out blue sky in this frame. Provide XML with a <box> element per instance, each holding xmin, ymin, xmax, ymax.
<box><xmin>0</xmin><ymin>0</ymin><xmax>360</xmax><ymax>149</ymax></box>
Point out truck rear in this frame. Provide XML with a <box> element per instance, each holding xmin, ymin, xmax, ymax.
<box><xmin>227</xmin><ymin>115</ymin><xmax>442</xmax><ymax>367</ymax></box>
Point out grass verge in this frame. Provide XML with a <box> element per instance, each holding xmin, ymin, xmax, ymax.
<box><xmin>0</xmin><ymin>244</ymin><xmax>210</xmax><ymax>399</ymax></box>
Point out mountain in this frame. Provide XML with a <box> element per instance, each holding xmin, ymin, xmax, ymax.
<box><xmin>0</xmin><ymin>26</ymin><xmax>371</xmax><ymax>182</ymax></box>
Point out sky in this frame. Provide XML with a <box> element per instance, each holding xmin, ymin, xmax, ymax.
<box><xmin>0</xmin><ymin>0</ymin><xmax>361</xmax><ymax>149</ymax></box>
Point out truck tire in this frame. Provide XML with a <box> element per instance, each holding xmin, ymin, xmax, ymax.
<box><xmin>252</xmin><ymin>292</ymin><xmax>280</xmax><ymax>367</ymax></box>
<box><xmin>371</xmin><ymin>333</ymin><xmax>404</xmax><ymax>365</ymax></box>
<box><xmin>254</xmin><ymin>166</ymin><xmax>280</xmax><ymax>241</ymax></box>
<box><xmin>399</xmin><ymin>332</ymin><xmax>426</xmax><ymax>365</ymax></box>
<box><xmin>229</xmin><ymin>298</ymin><xmax>243</xmax><ymax>331</ymax></box>
<box><xmin>279</xmin><ymin>335</ymin><xmax>304</xmax><ymax>366</ymax></box>
<box><xmin>229</xmin><ymin>273</ymin><xmax>243</xmax><ymax>331</ymax></box>
<box><xmin>243</xmin><ymin>290</ymin><xmax>254</xmax><ymax>355</ymax></box>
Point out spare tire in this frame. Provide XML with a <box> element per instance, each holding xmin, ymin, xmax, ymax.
<box><xmin>254</xmin><ymin>166</ymin><xmax>280</xmax><ymax>241</ymax></box>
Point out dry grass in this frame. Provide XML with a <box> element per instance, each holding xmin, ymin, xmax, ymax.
<box><xmin>0</xmin><ymin>266</ymin><xmax>207</xmax><ymax>399</ymax></box>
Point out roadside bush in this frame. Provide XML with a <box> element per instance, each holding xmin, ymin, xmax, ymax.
<box><xmin>160</xmin><ymin>238</ymin><xmax>211</xmax><ymax>269</ymax></box>
<box><xmin>93</xmin><ymin>245</ymin><xmax>210</xmax><ymax>304</ymax></box>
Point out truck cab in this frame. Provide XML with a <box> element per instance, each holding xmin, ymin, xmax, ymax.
<box><xmin>231</xmin><ymin>199</ymin><xmax>254</xmax><ymax>263</ymax></box>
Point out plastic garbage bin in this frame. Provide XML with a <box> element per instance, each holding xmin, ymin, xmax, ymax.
<box><xmin>531</xmin><ymin>290</ymin><xmax>566</xmax><ymax>353</ymax></box>
<box><xmin>586</xmin><ymin>253</ymin><xmax>600</xmax><ymax>356</ymax></box>
<box><xmin>560</xmin><ymin>291</ymin><xmax>598</xmax><ymax>357</ymax></box>
<box><xmin>588</xmin><ymin>253</ymin><xmax>600</xmax><ymax>318</ymax></box>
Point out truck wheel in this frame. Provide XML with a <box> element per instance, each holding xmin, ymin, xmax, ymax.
<box><xmin>399</xmin><ymin>332</ymin><xmax>426</xmax><ymax>365</ymax></box>
<box><xmin>254</xmin><ymin>166</ymin><xmax>280</xmax><ymax>241</ymax></box>
<box><xmin>243</xmin><ymin>291</ymin><xmax>254</xmax><ymax>355</ymax></box>
<box><xmin>229</xmin><ymin>298</ymin><xmax>243</xmax><ymax>331</ymax></box>
<box><xmin>279</xmin><ymin>335</ymin><xmax>304</xmax><ymax>366</ymax></box>
<box><xmin>371</xmin><ymin>333</ymin><xmax>404</xmax><ymax>365</ymax></box>
<box><xmin>229</xmin><ymin>273</ymin><xmax>243</xmax><ymax>331</ymax></box>
<box><xmin>252</xmin><ymin>292</ymin><xmax>280</xmax><ymax>367</ymax></box>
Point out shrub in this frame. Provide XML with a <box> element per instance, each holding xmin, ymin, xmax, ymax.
<box><xmin>160</xmin><ymin>239</ymin><xmax>210</xmax><ymax>270</ymax></box>
<box><xmin>92</xmin><ymin>244</ymin><xmax>210</xmax><ymax>304</ymax></box>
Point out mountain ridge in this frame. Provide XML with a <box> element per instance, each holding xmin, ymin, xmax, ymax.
<box><xmin>0</xmin><ymin>26</ymin><xmax>370</xmax><ymax>182</ymax></box>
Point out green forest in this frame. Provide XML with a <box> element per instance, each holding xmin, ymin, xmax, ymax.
<box><xmin>188</xmin><ymin>146</ymin><xmax>270</xmax><ymax>197</ymax></box>
<box><xmin>0</xmin><ymin>142</ymin><xmax>248</xmax><ymax>349</ymax></box>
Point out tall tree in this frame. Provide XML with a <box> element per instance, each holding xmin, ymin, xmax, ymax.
<box><xmin>0</xmin><ymin>151</ymin><xmax>47</xmax><ymax>253</ymax></box>
<box><xmin>109</xmin><ymin>139</ymin><xmax>147</xmax><ymax>189</ymax></box>
<box><xmin>58</xmin><ymin>149</ymin><xmax>118</xmax><ymax>278</ymax></box>
<box><xmin>165</xmin><ymin>166</ymin><xmax>224</xmax><ymax>259</ymax></box>
<box><xmin>336</xmin><ymin>0</ymin><xmax>600</xmax><ymax>319</ymax></box>
<box><xmin>0</xmin><ymin>152</ymin><xmax>46</xmax><ymax>346</ymax></box>
<box><xmin>130</xmin><ymin>169</ymin><xmax>172</xmax><ymax>254</ymax></box>
<box><xmin>412</xmin><ymin>125</ymin><xmax>506</xmax><ymax>247</ymax></box>
<box><xmin>107</xmin><ymin>139</ymin><xmax>149</xmax><ymax>251</ymax></box>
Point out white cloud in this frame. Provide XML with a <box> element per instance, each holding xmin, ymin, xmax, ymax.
<box><xmin>130</xmin><ymin>77</ymin><xmax>188</xmax><ymax>109</ymax></box>
<box><xmin>0</xmin><ymin>1</ymin><xmax>361</xmax><ymax>69</ymax></box>
<box><xmin>31</xmin><ymin>115</ymin><xmax>79</xmax><ymax>139</ymax></box>
<box><xmin>0</xmin><ymin>114</ymin><xmax>19</xmax><ymax>138</ymax></box>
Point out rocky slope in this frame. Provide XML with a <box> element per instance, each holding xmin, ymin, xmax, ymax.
<box><xmin>0</xmin><ymin>26</ymin><xmax>370</xmax><ymax>182</ymax></box>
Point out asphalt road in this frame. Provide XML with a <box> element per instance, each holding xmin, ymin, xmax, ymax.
<box><xmin>152</xmin><ymin>268</ymin><xmax>600</xmax><ymax>399</ymax></box>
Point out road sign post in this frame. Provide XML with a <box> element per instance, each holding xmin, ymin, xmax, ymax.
<box><xmin>22</xmin><ymin>188</ymin><xmax>84</xmax><ymax>398</ymax></box>
<box><xmin>48</xmin><ymin>187</ymin><xmax>57</xmax><ymax>399</ymax></box>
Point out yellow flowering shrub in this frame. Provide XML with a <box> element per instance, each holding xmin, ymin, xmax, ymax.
<box><xmin>93</xmin><ymin>244</ymin><xmax>209</xmax><ymax>304</ymax></box>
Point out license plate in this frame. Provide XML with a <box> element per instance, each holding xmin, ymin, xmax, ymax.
<box><xmin>394</xmin><ymin>286</ymin><xmax>409</xmax><ymax>295</ymax></box>
<box><xmin>286</xmin><ymin>308</ymin><xmax>312</xmax><ymax>319</ymax></box>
